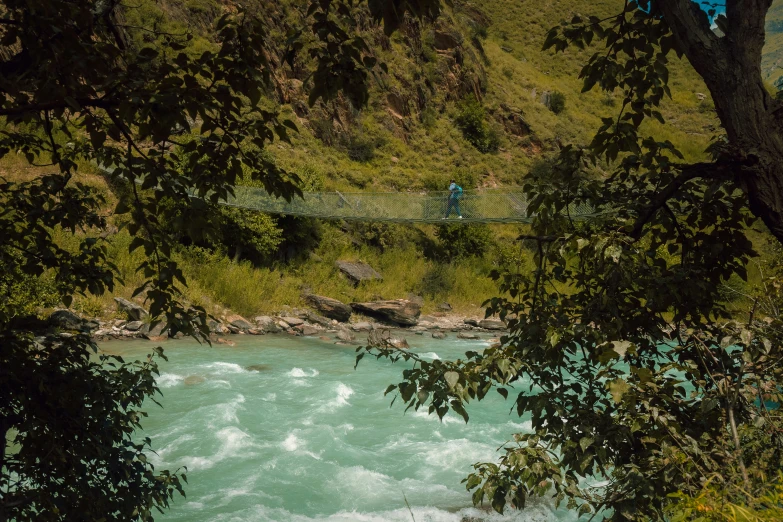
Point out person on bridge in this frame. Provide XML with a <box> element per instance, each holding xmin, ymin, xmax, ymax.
<box><xmin>444</xmin><ymin>180</ymin><xmax>463</xmax><ymax>219</ymax></box>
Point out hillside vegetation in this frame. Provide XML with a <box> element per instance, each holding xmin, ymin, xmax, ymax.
<box><xmin>0</xmin><ymin>0</ymin><xmax>736</xmax><ymax>321</ymax></box>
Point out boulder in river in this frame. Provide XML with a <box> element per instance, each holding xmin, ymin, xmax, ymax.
<box><xmin>114</xmin><ymin>297</ymin><xmax>149</xmax><ymax>321</ymax></box>
<box><xmin>146</xmin><ymin>320</ymin><xmax>167</xmax><ymax>337</ymax></box>
<box><xmin>335</xmin><ymin>260</ymin><xmax>383</xmax><ymax>285</ymax></box>
<box><xmin>216</xmin><ymin>337</ymin><xmax>236</xmax><ymax>347</ymax></box>
<box><xmin>368</xmin><ymin>328</ymin><xmax>410</xmax><ymax>349</ymax></box>
<box><xmin>478</xmin><ymin>319</ymin><xmax>506</xmax><ymax>331</ymax></box>
<box><xmin>457</xmin><ymin>332</ymin><xmax>479</xmax><ymax>340</ymax></box>
<box><xmin>350</xmin><ymin>299</ymin><xmax>421</xmax><ymax>326</ymax></box>
<box><xmin>463</xmin><ymin>318</ymin><xmax>479</xmax><ymax>327</ymax></box>
<box><xmin>304</xmin><ymin>294</ymin><xmax>352</xmax><ymax>322</ymax></box>
<box><xmin>183</xmin><ymin>375</ymin><xmax>206</xmax><ymax>386</ymax></box>
<box><xmin>336</xmin><ymin>329</ymin><xmax>356</xmax><ymax>342</ymax></box>
<box><xmin>432</xmin><ymin>331</ymin><xmax>447</xmax><ymax>339</ymax></box>
<box><xmin>226</xmin><ymin>314</ymin><xmax>253</xmax><ymax>331</ymax></box>
<box><xmin>246</xmin><ymin>364</ymin><xmax>272</xmax><ymax>372</ymax></box>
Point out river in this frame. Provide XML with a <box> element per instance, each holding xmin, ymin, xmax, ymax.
<box><xmin>104</xmin><ymin>334</ymin><xmax>580</xmax><ymax>522</ymax></box>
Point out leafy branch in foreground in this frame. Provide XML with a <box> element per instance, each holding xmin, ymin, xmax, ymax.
<box><xmin>0</xmin><ymin>0</ymin><xmax>452</xmax><ymax>519</ymax></box>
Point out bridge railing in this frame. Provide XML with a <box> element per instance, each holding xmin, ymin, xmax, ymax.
<box><xmin>222</xmin><ymin>186</ymin><xmax>540</xmax><ymax>223</ymax></box>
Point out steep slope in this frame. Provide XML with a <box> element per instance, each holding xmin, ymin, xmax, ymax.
<box><xmin>0</xmin><ymin>0</ymin><xmax>730</xmax><ymax>320</ymax></box>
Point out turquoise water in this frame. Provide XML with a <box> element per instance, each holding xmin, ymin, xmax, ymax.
<box><xmin>104</xmin><ymin>335</ymin><xmax>579</xmax><ymax>522</ymax></box>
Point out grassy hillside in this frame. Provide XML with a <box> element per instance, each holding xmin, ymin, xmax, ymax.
<box><xmin>0</xmin><ymin>0</ymin><xmax>735</xmax><ymax>322</ymax></box>
<box><xmin>764</xmin><ymin>0</ymin><xmax>783</xmax><ymax>86</ymax></box>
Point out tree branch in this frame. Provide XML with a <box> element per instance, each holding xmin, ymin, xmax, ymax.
<box><xmin>629</xmin><ymin>159</ymin><xmax>745</xmax><ymax>239</ymax></box>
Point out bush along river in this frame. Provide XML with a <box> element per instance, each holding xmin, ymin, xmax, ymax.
<box><xmin>103</xmin><ymin>335</ymin><xmax>582</xmax><ymax>522</ymax></box>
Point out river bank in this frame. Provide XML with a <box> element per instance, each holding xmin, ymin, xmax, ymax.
<box><xmin>46</xmin><ymin>295</ymin><xmax>509</xmax><ymax>346</ymax></box>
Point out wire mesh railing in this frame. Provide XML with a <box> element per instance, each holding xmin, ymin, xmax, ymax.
<box><xmin>216</xmin><ymin>186</ymin><xmax>598</xmax><ymax>224</ymax></box>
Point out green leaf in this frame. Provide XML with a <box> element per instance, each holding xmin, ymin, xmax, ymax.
<box><xmin>607</xmin><ymin>378</ymin><xmax>630</xmax><ymax>404</ymax></box>
<box><xmin>444</xmin><ymin>371</ymin><xmax>460</xmax><ymax>390</ymax></box>
<box><xmin>579</xmin><ymin>436</ymin><xmax>594</xmax><ymax>452</ymax></box>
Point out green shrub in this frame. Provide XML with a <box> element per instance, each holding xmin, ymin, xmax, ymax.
<box><xmin>416</xmin><ymin>263</ymin><xmax>454</xmax><ymax>299</ymax></box>
<box><xmin>549</xmin><ymin>91</ymin><xmax>566</xmax><ymax>114</ymax></box>
<box><xmin>436</xmin><ymin>223</ymin><xmax>494</xmax><ymax>261</ymax></box>
<box><xmin>454</xmin><ymin>95</ymin><xmax>499</xmax><ymax>153</ymax></box>
<box><xmin>420</xmin><ymin>106</ymin><xmax>438</xmax><ymax>129</ymax></box>
<box><xmin>344</xmin><ymin>132</ymin><xmax>384</xmax><ymax>162</ymax></box>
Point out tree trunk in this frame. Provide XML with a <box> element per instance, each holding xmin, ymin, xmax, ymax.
<box><xmin>232</xmin><ymin>244</ymin><xmax>242</xmax><ymax>263</ymax></box>
<box><xmin>659</xmin><ymin>0</ymin><xmax>783</xmax><ymax>243</ymax></box>
<box><xmin>708</xmin><ymin>59</ymin><xmax>783</xmax><ymax>243</ymax></box>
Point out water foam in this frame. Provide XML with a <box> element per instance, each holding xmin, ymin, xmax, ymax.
<box><xmin>411</xmin><ymin>409</ymin><xmax>463</xmax><ymax>425</ymax></box>
<box><xmin>418</xmin><ymin>352</ymin><xmax>441</xmax><ymax>360</ymax></box>
<box><xmin>202</xmin><ymin>361</ymin><xmax>247</xmax><ymax>375</ymax></box>
<box><xmin>423</xmin><ymin>438</ymin><xmax>497</xmax><ymax>472</ymax></box>
<box><xmin>288</xmin><ymin>367</ymin><xmax>319</xmax><ymax>378</ymax></box>
<box><xmin>280</xmin><ymin>431</ymin><xmax>323</xmax><ymax>460</ymax></box>
<box><xmin>319</xmin><ymin>383</ymin><xmax>355</xmax><ymax>412</ymax></box>
<box><xmin>180</xmin><ymin>426</ymin><xmax>257</xmax><ymax>471</ymax></box>
<box><xmin>157</xmin><ymin>372</ymin><xmax>184</xmax><ymax>388</ymax></box>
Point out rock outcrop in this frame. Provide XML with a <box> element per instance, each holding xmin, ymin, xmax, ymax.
<box><xmin>368</xmin><ymin>328</ymin><xmax>410</xmax><ymax>349</ymax></box>
<box><xmin>114</xmin><ymin>297</ymin><xmax>148</xmax><ymax>321</ymax></box>
<box><xmin>226</xmin><ymin>314</ymin><xmax>253</xmax><ymax>331</ymax></box>
<box><xmin>350</xmin><ymin>299</ymin><xmax>421</xmax><ymax>326</ymax></box>
<box><xmin>295</xmin><ymin>324</ymin><xmax>320</xmax><ymax>336</ymax></box>
<box><xmin>302</xmin><ymin>311</ymin><xmax>332</xmax><ymax>328</ymax></box>
<box><xmin>478</xmin><ymin>319</ymin><xmax>506</xmax><ymax>331</ymax></box>
<box><xmin>280</xmin><ymin>316</ymin><xmax>304</xmax><ymax>327</ymax></box>
<box><xmin>48</xmin><ymin>309</ymin><xmax>84</xmax><ymax>330</ymax></box>
<box><xmin>254</xmin><ymin>316</ymin><xmax>280</xmax><ymax>333</ymax></box>
<box><xmin>304</xmin><ymin>294</ymin><xmax>352</xmax><ymax>322</ymax></box>
<box><xmin>336</xmin><ymin>261</ymin><xmax>383</xmax><ymax>285</ymax></box>
<box><xmin>124</xmin><ymin>321</ymin><xmax>144</xmax><ymax>331</ymax></box>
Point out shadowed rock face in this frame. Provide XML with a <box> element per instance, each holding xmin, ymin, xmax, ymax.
<box><xmin>305</xmin><ymin>294</ymin><xmax>352</xmax><ymax>322</ymax></box>
<box><xmin>48</xmin><ymin>309</ymin><xmax>84</xmax><ymax>330</ymax></box>
<box><xmin>350</xmin><ymin>299</ymin><xmax>421</xmax><ymax>326</ymax></box>
<box><xmin>335</xmin><ymin>261</ymin><xmax>383</xmax><ymax>284</ymax></box>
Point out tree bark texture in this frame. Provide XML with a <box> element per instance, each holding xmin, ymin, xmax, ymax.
<box><xmin>659</xmin><ymin>0</ymin><xmax>783</xmax><ymax>243</ymax></box>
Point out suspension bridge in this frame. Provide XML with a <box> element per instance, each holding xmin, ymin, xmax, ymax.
<box><xmin>216</xmin><ymin>184</ymin><xmax>598</xmax><ymax>224</ymax></box>
<box><xmin>100</xmin><ymin>164</ymin><xmax>597</xmax><ymax>223</ymax></box>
